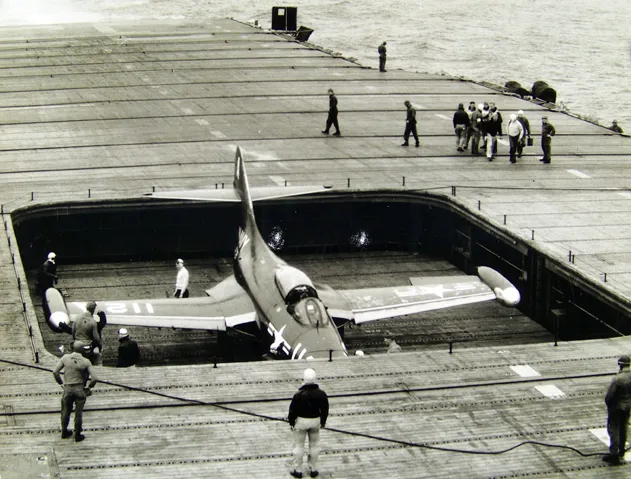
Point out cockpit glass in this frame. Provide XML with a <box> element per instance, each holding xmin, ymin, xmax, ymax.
<box><xmin>285</xmin><ymin>286</ymin><xmax>329</xmax><ymax>327</ymax></box>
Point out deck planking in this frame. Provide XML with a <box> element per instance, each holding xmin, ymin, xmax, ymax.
<box><xmin>1</xmin><ymin>18</ymin><xmax>631</xmax><ymax>478</ymax></box>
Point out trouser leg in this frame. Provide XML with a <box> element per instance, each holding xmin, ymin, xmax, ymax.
<box><xmin>74</xmin><ymin>395</ymin><xmax>86</xmax><ymax>436</ymax></box>
<box><xmin>608</xmin><ymin>409</ymin><xmax>622</xmax><ymax>455</ymax></box>
<box><xmin>620</xmin><ymin>410</ymin><xmax>630</xmax><ymax>457</ymax></box>
<box><xmin>292</xmin><ymin>420</ymin><xmax>309</xmax><ymax>473</ymax></box>
<box><xmin>61</xmin><ymin>391</ymin><xmax>72</xmax><ymax>432</ymax></box>
<box><xmin>486</xmin><ymin>133</ymin><xmax>494</xmax><ymax>158</ymax></box>
<box><xmin>307</xmin><ymin>424</ymin><xmax>321</xmax><ymax>472</ymax></box>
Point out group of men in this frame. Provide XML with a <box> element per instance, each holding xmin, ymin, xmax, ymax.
<box><xmin>452</xmin><ymin>101</ymin><xmax>556</xmax><ymax>163</ymax></box>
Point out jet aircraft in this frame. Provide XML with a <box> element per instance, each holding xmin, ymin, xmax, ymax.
<box><xmin>45</xmin><ymin>147</ymin><xmax>521</xmax><ymax>360</ymax></box>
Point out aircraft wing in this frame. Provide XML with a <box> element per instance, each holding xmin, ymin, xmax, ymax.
<box><xmin>148</xmin><ymin>185</ymin><xmax>332</xmax><ymax>202</ymax></box>
<box><xmin>62</xmin><ymin>275</ymin><xmax>256</xmax><ymax>330</ymax></box>
<box><xmin>331</xmin><ymin>267</ymin><xmax>520</xmax><ymax>324</ymax></box>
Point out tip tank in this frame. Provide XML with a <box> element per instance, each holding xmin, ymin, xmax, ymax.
<box><xmin>477</xmin><ymin>266</ymin><xmax>521</xmax><ymax>307</ymax></box>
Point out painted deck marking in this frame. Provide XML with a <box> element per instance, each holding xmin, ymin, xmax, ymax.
<box><xmin>94</xmin><ymin>25</ymin><xmax>117</xmax><ymax>34</ymax></box>
<box><xmin>434</xmin><ymin>113</ymin><xmax>450</xmax><ymax>120</ymax></box>
<box><xmin>211</xmin><ymin>131</ymin><xmax>226</xmax><ymax>138</ymax></box>
<box><xmin>617</xmin><ymin>191</ymin><xmax>631</xmax><ymax>199</ymax></box>
<box><xmin>590</xmin><ymin>428</ymin><xmax>609</xmax><ymax>446</ymax></box>
<box><xmin>567</xmin><ymin>169</ymin><xmax>591</xmax><ymax>179</ymax></box>
<box><xmin>195</xmin><ymin>119</ymin><xmax>209</xmax><ymax>126</ymax></box>
<box><xmin>412</xmin><ymin>103</ymin><xmax>426</xmax><ymax>110</ymax></box>
<box><xmin>510</xmin><ymin>365</ymin><xmax>540</xmax><ymax>377</ymax></box>
<box><xmin>181</xmin><ymin>108</ymin><xmax>194</xmax><ymax>115</ymax></box>
<box><xmin>269</xmin><ymin>176</ymin><xmax>286</xmax><ymax>186</ymax></box>
<box><xmin>535</xmin><ymin>384</ymin><xmax>566</xmax><ymax>399</ymax></box>
<box><xmin>497</xmin><ymin>138</ymin><xmax>509</xmax><ymax>146</ymax></box>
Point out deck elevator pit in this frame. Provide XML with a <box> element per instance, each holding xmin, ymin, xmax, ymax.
<box><xmin>11</xmin><ymin>192</ymin><xmax>630</xmax><ymax>365</ymax></box>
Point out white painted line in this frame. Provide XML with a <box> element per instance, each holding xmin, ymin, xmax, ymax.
<box><xmin>412</xmin><ymin>103</ymin><xmax>426</xmax><ymax>110</ymax></box>
<box><xmin>94</xmin><ymin>25</ymin><xmax>117</xmax><ymax>34</ymax></box>
<box><xmin>497</xmin><ymin>138</ymin><xmax>509</xmax><ymax>146</ymax></box>
<box><xmin>590</xmin><ymin>428</ymin><xmax>609</xmax><ymax>446</ymax></box>
<box><xmin>142</xmin><ymin>77</ymin><xmax>150</xmax><ymax>82</ymax></box>
<box><xmin>269</xmin><ymin>176</ymin><xmax>287</xmax><ymax>186</ymax></box>
<box><xmin>434</xmin><ymin>113</ymin><xmax>450</xmax><ymax>120</ymax></box>
<box><xmin>567</xmin><ymin>169</ymin><xmax>591</xmax><ymax>179</ymax></box>
<box><xmin>211</xmin><ymin>131</ymin><xmax>226</xmax><ymax>138</ymax></box>
<box><xmin>195</xmin><ymin>119</ymin><xmax>209</xmax><ymax>126</ymax></box>
<box><xmin>617</xmin><ymin>191</ymin><xmax>631</xmax><ymax>199</ymax></box>
<box><xmin>181</xmin><ymin>108</ymin><xmax>194</xmax><ymax>115</ymax></box>
<box><xmin>534</xmin><ymin>384</ymin><xmax>566</xmax><ymax>399</ymax></box>
<box><xmin>510</xmin><ymin>365</ymin><xmax>541</xmax><ymax>377</ymax></box>
<box><xmin>159</xmin><ymin>90</ymin><xmax>168</xmax><ymax>95</ymax></box>
<box><xmin>365</xmin><ymin>86</ymin><xmax>376</xmax><ymax>90</ymax></box>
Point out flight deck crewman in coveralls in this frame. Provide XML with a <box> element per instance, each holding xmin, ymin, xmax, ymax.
<box><xmin>53</xmin><ymin>341</ymin><xmax>98</xmax><ymax>442</ymax></box>
<box><xmin>288</xmin><ymin>368</ymin><xmax>329</xmax><ymax>478</ymax></box>
<box><xmin>603</xmin><ymin>355</ymin><xmax>631</xmax><ymax>465</ymax></box>
<box><xmin>72</xmin><ymin>300</ymin><xmax>103</xmax><ymax>365</ymax></box>
<box><xmin>378</xmin><ymin>41</ymin><xmax>387</xmax><ymax>72</ymax></box>
<box><xmin>321</xmin><ymin>89</ymin><xmax>341</xmax><ymax>136</ymax></box>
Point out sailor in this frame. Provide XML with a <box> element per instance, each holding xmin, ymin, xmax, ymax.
<box><xmin>603</xmin><ymin>355</ymin><xmax>631</xmax><ymax>465</ymax></box>
<box><xmin>288</xmin><ymin>368</ymin><xmax>329</xmax><ymax>478</ymax></box>
<box><xmin>610</xmin><ymin>120</ymin><xmax>623</xmax><ymax>134</ymax></box>
<box><xmin>539</xmin><ymin>116</ymin><xmax>556</xmax><ymax>164</ymax></box>
<box><xmin>401</xmin><ymin>101</ymin><xmax>419</xmax><ymax>147</ymax></box>
<box><xmin>53</xmin><ymin>341</ymin><xmax>98</xmax><ymax>442</ymax></box>
<box><xmin>516</xmin><ymin>110</ymin><xmax>531</xmax><ymax>158</ymax></box>
<box><xmin>453</xmin><ymin>103</ymin><xmax>470</xmax><ymax>152</ymax></box>
<box><xmin>116</xmin><ymin>328</ymin><xmax>140</xmax><ymax>367</ymax></box>
<box><xmin>321</xmin><ymin>89</ymin><xmax>341</xmax><ymax>136</ymax></box>
<box><xmin>37</xmin><ymin>252</ymin><xmax>58</xmax><ymax>294</ymax></box>
<box><xmin>378</xmin><ymin>41</ymin><xmax>387</xmax><ymax>72</ymax></box>
<box><xmin>72</xmin><ymin>301</ymin><xmax>103</xmax><ymax>365</ymax></box>
<box><xmin>507</xmin><ymin>114</ymin><xmax>525</xmax><ymax>163</ymax></box>
<box><xmin>384</xmin><ymin>330</ymin><xmax>402</xmax><ymax>353</ymax></box>
<box><xmin>174</xmin><ymin>258</ymin><xmax>190</xmax><ymax>298</ymax></box>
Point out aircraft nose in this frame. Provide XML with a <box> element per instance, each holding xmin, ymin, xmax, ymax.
<box><xmin>292</xmin><ymin>328</ymin><xmax>347</xmax><ymax>360</ymax></box>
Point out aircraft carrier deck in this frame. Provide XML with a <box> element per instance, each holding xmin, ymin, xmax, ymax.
<box><xmin>1</xmin><ymin>18</ymin><xmax>631</xmax><ymax>478</ymax></box>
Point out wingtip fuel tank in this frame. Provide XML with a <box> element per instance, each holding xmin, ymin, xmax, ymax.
<box><xmin>477</xmin><ymin>266</ymin><xmax>521</xmax><ymax>307</ymax></box>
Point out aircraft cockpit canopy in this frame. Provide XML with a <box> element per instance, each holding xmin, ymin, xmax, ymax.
<box><xmin>275</xmin><ymin>266</ymin><xmax>330</xmax><ymax>327</ymax></box>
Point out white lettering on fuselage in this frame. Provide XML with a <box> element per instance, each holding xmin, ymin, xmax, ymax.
<box><xmin>235</xmin><ymin>228</ymin><xmax>251</xmax><ymax>258</ymax></box>
<box><xmin>268</xmin><ymin>323</ymin><xmax>291</xmax><ymax>357</ymax></box>
<box><xmin>73</xmin><ymin>302</ymin><xmax>156</xmax><ymax>315</ymax></box>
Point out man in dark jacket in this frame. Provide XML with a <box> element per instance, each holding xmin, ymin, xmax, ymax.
<box><xmin>378</xmin><ymin>41</ymin><xmax>387</xmax><ymax>72</ymax></box>
<box><xmin>539</xmin><ymin>116</ymin><xmax>556</xmax><ymax>164</ymax></box>
<box><xmin>37</xmin><ymin>252</ymin><xmax>58</xmax><ymax>294</ymax></box>
<box><xmin>516</xmin><ymin>110</ymin><xmax>531</xmax><ymax>158</ymax></box>
<box><xmin>402</xmin><ymin>100</ymin><xmax>419</xmax><ymax>147</ymax></box>
<box><xmin>321</xmin><ymin>89</ymin><xmax>340</xmax><ymax>136</ymax></box>
<box><xmin>603</xmin><ymin>355</ymin><xmax>631</xmax><ymax>465</ymax></box>
<box><xmin>453</xmin><ymin>103</ymin><xmax>470</xmax><ymax>152</ymax></box>
<box><xmin>116</xmin><ymin>328</ymin><xmax>140</xmax><ymax>367</ymax></box>
<box><xmin>288</xmin><ymin>368</ymin><xmax>329</xmax><ymax>478</ymax></box>
<box><xmin>485</xmin><ymin>103</ymin><xmax>503</xmax><ymax>161</ymax></box>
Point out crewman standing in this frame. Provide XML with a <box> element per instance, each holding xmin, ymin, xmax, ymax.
<box><xmin>378</xmin><ymin>41</ymin><xmax>387</xmax><ymax>72</ymax></box>
<box><xmin>516</xmin><ymin>110</ymin><xmax>531</xmax><ymax>158</ymax></box>
<box><xmin>384</xmin><ymin>331</ymin><xmax>403</xmax><ymax>353</ymax></box>
<box><xmin>174</xmin><ymin>258</ymin><xmax>190</xmax><ymax>298</ymax></box>
<box><xmin>603</xmin><ymin>355</ymin><xmax>631</xmax><ymax>465</ymax></box>
<box><xmin>37</xmin><ymin>252</ymin><xmax>58</xmax><ymax>294</ymax></box>
<box><xmin>453</xmin><ymin>103</ymin><xmax>470</xmax><ymax>152</ymax></box>
<box><xmin>507</xmin><ymin>114</ymin><xmax>525</xmax><ymax>163</ymax></box>
<box><xmin>53</xmin><ymin>341</ymin><xmax>98</xmax><ymax>442</ymax></box>
<box><xmin>539</xmin><ymin>116</ymin><xmax>556</xmax><ymax>164</ymax></box>
<box><xmin>288</xmin><ymin>368</ymin><xmax>329</xmax><ymax>478</ymax></box>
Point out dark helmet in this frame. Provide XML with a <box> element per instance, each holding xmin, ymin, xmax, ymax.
<box><xmin>618</xmin><ymin>355</ymin><xmax>631</xmax><ymax>366</ymax></box>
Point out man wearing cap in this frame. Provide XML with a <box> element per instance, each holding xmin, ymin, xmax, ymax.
<box><xmin>321</xmin><ymin>88</ymin><xmax>341</xmax><ymax>136</ymax></box>
<box><xmin>384</xmin><ymin>331</ymin><xmax>402</xmax><ymax>353</ymax></box>
<box><xmin>53</xmin><ymin>341</ymin><xmax>98</xmax><ymax>442</ymax></box>
<box><xmin>116</xmin><ymin>328</ymin><xmax>140</xmax><ymax>367</ymax></box>
<box><xmin>288</xmin><ymin>368</ymin><xmax>329</xmax><ymax>478</ymax></box>
<box><xmin>507</xmin><ymin>114</ymin><xmax>525</xmax><ymax>163</ymax></box>
<box><xmin>539</xmin><ymin>116</ymin><xmax>556</xmax><ymax>164</ymax></box>
<box><xmin>37</xmin><ymin>252</ymin><xmax>58</xmax><ymax>294</ymax></box>
<box><xmin>174</xmin><ymin>258</ymin><xmax>189</xmax><ymax>298</ymax></box>
<box><xmin>401</xmin><ymin>101</ymin><xmax>419</xmax><ymax>147</ymax></box>
<box><xmin>603</xmin><ymin>355</ymin><xmax>631</xmax><ymax>465</ymax></box>
<box><xmin>378</xmin><ymin>41</ymin><xmax>387</xmax><ymax>72</ymax></box>
<box><xmin>516</xmin><ymin>110</ymin><xmax>531</xmax><ymax>158</ymax></box>
<box><xmin>72</xmin><ymin>301</ymin><xmax>103</xmax><ymax>365</ymax></box>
